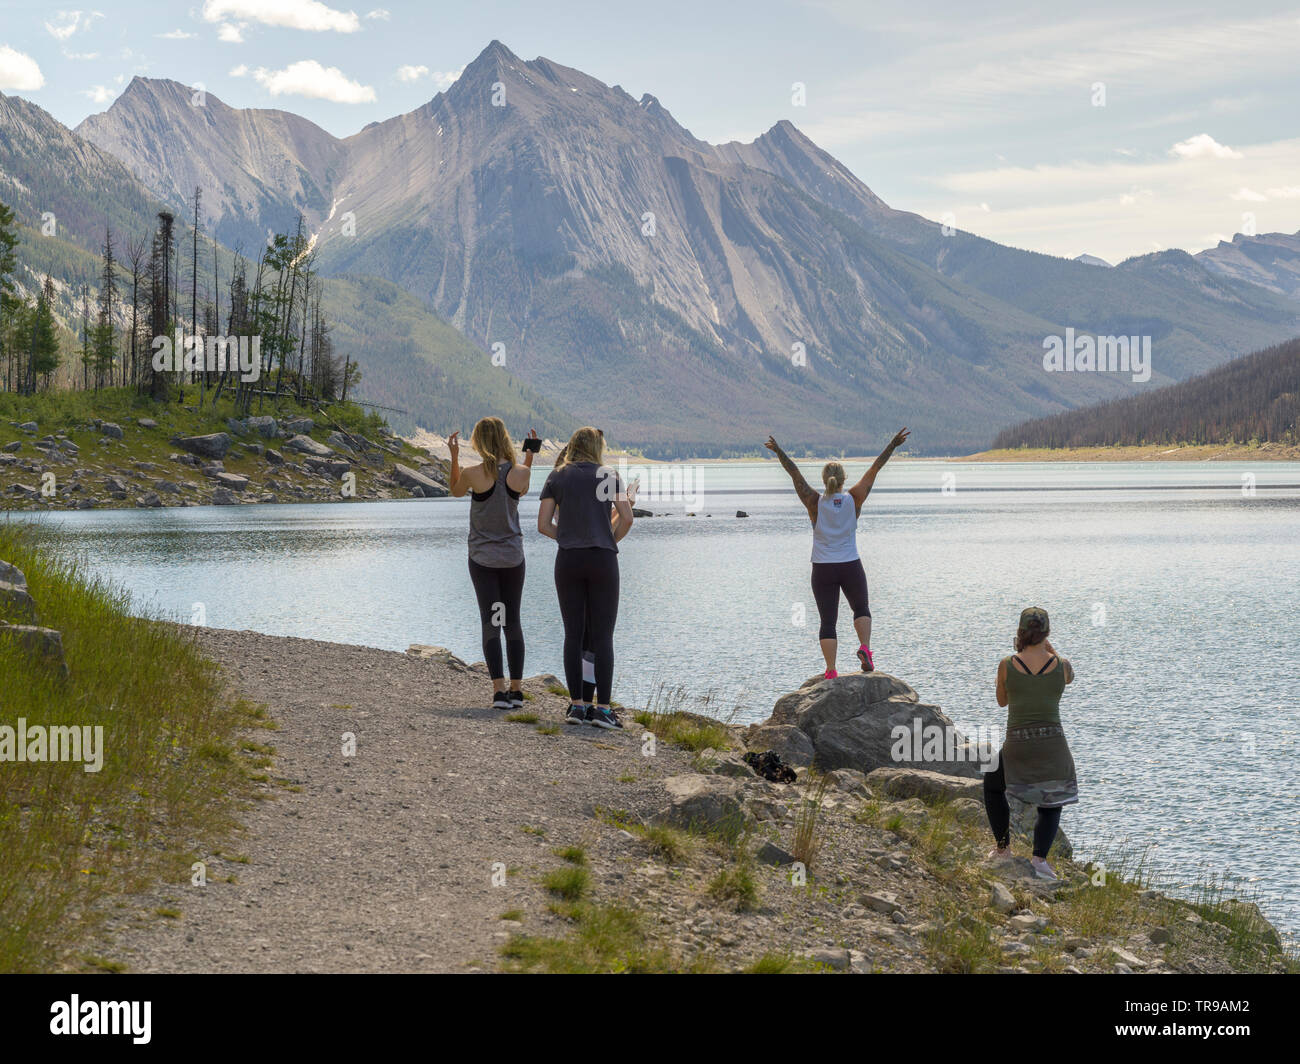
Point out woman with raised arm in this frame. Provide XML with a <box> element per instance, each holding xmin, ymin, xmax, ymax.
<box><xmin>448</xmin><ymin>418</ymin><xmax>539</xmax><ymax>711</ymax></box>
<box><xmin>537</xmin><ymin>427</ymin><xmax>635</xmax><ymax>729</ymax></box>
<box><xmin>765</xmin><ymin>429</ymin><xmax>909</xmax><ymax>677</ymax></box>
<box><xmin>984</xmin><ymin>607</ymin><xmax>1078</xmax><ymax>881</ymax></box>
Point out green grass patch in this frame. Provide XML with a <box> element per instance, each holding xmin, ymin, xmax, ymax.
<box><xmin>500</xmin><ymin>903</ymin><xmax>677</xmax><ymax>973</ymax></box>
<box><xmin>542</xmin><ymin>865</ymin><xmax>590</xmax><ymax>902</ymax></box>
<box><xmin>0</xmin><ymin>521</ymin><xmax>256</xmax><ymax>972</ymax></box>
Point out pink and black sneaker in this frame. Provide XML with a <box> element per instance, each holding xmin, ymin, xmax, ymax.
<box><xmin>857</xmin><ymin>646</ymin><xmax>875</xmax><ymax>672</ymax></box>
<box><xmin>824</xmin><ymin>669</ymin><xmax>838</xmax><ymax>680</ymax></box>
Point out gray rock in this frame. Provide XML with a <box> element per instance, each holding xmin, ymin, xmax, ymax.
<box><xmin>742</xmin><ymin>723</ymin><xmax>816</xmax><ymax>767</ymax></box>
<box><xmin>1009</xmin><ymin>913</ymin><xmax>1047</xmax><ymax>933</ymax></box>
<box><xmin>990</xmin><ymin>882</ymin><xmax>1016</xmax><ymax>914</ymax></box>
<box><xmin>0</xmin><ymin>561</ymin><xmax>27</xmax><ymax>590</ymax></box>
<box><xmin>213</xmin><ymin>472</ymin><xmax>250</xmax><ymax>492</ymax></box>
<box><xmin>694</xmin><ymin>748</ymin><xmax>756</xmax><ymax>778</ymax></box>
<box><xmin>100</xmin><ymin>422</ymin><xmax>124</xmax><ymax>439</ymax></box>
<box><xmin>103</xmin><ymin>477</ymin><xmax>127</xmax><ymax>494</ymax></box>
<box><xmin>0</xmin><ymin>623</ymin><xmax>68</xmax><ymax>676</ymax></box>
<box><xmin>245</xmin><ymin>415</ymin><xmax>280</xmax><ymax>439</ymax></box>
<box><xmin>19</xmin><ymin>421</ymin><xmax>37</xmax><ymax>432</ymax></box>
<box><xmin>304</xmin><ymin>456</ymin><xmax>352</xmax><ymax>479</ymax></box>
<box><xmin>136</xmin><ymin>492</ymin><xmax>163</xmax><ymax>508</ymax></box>
<box><xmin>766</xmin><ymin>673</ymin><xmax>982</xmax><ymax>777</ymax></box>
<box><xmin>284</xmin><ymin>433</ymin><xmax>334</xmax><ymax>458</ymax></box>
<box><xmin>137</xmin><ymin>418</ymin><xmax>158</xmax><ymax>429</ymax></box>
<box><xmin>153</xmin><ymin>480</ymin><xmax>182</xmax><ymax>494</ymax></box>
<box><xmin>3</xmin><ymin>441</ymin><xmax>20</xmax><ymax>452</ymax></box>
<box><xmin>280</xmin><ymin>417</ymin><xmax>313</xmax><ymax>435</ymax></box>
<box><xmin>651</xmin><ymin>774</ymin><xmax>747</xmax><ymax>836</ymax></box>
<box><xmin>865</xmin><ymin>766</ymin><xmax>985</xmax><ymax>803</ymax></box>
<box><xmin>860</xmin><ymin>891</ymin><xmax>902</xmax><ymax>915</ymax></box>
<box><xmin>405</xmin><ymin>645</ymin><xmax>471</xmax><ymax>671</ymax></box>
<box><xmin>755</xmin><ymin>841</ymin><xmax>796</xmax><ymax>866</ymax></box>
<box><xmin>806</xmin><ymin>948</ymin><xmax>850</xmax><ymax>971</ymax></box>
<box><xmin>0</xmin><ymin>580</ymin><xmax>37</xmax><ymax>622</ymax></box>
<box><xmin>826</xmin><ymin>767</ymin><xmax>870</xmax><ymax>794</ymax></box>
<box><xmin>173</xmin><ymin>432</ymin><xmax>232</xmax><ymax>459</ymax></box>
<box><xmin>393</xmin><ymin>463</ymin><xmax>448</xmax><ymax>497</ymax></box>
<box><xmin>211</xmin><ymin>487</ymin><xmax>239</xmax><ymax>505</ymax></box>
<box><xmin>265</xmin><ymin>449</ymin><xmax>284</xmax><ymax>466</ymax></box>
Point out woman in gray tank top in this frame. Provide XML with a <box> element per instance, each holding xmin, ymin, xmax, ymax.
<box><xmin>449</xmin><ymin>418</ymin><xmax>539</xmax><ymax>710</ymax></box>
<box><xmin>766</xmin><ymin>428</ymin><xmax>909</xmax><ymax>678</ymax></box>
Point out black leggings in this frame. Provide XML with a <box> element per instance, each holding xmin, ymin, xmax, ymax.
<box><xmin>983</xmin><ymin>754</ymin><xmax>1063</xmax><ymax>858</ymax></box>
<box><xmin>555</xmin><ymin>547</ymin><xmax>618</xmax><ymax>705</ymax></box>
<box><xmin>467</xmin><ymin>558</ymin><xmax>526</xmax><ymax>681</ymax></box>
<box><xmin>811</xmin><ymin>560</ymin><xmax>871</xmax><ymax>640</ymax></box>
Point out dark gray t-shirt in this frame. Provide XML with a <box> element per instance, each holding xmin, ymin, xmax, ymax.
<box><xmin>539</xmin><ymin>462</ymin><xmax>623</xmax><ymax>552</ymax></box>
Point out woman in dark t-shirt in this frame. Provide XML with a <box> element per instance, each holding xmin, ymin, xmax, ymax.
<box><xmin>537</xmin><ymin>427</ymin><xmax>635</xmax><ymax>729</ymax></box>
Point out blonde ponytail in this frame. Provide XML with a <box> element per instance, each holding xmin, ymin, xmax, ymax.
<box><xmin>822</xmin><ymin>461</ymin><xmax>846</xmax><ymax>497</ymax></box>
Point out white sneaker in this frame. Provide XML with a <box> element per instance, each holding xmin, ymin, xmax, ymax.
<box><xmin>1031</xmin><ymin>857</ymin><xmax>1059</xmax><ymax>881</ymax></box>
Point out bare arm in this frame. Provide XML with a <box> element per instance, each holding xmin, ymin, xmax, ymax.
<box><xmin>848</xmin><ymin>428</ymin><xmax>910</xmax><ymax>511</ymax></box>
<box><xmin>765</xmin><ymin>436</ymin><xmax>819</xmax><ymax>522</ymax></box>
<box><xmin>996</xmin><ymin>658</ymin><xmax>1009</xmax><ymax>707</ymax></box>
<box><xmin>537</xmin><ymin>497</ymin><xmax>558</xmax><ymax>540</ymax></box>
<box><xmin>612</xmin><ymin>497</ymin><xmax>635</xmax><ymax>542</ymax></box>
<box><xmin>1043</xmin><ymin>640</ymin><xmax>1074</xmax><ymax>684</ymax></box>
<box><xmin>505</xmin><ymin>428</ymin><xmax>538</xmax><ymax>494</ymax></box>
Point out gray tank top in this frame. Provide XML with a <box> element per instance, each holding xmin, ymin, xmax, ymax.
<box><xmin>468</xmin><ymin>461</ymin><xmax>524</xmax><ymax>567</ymax></box>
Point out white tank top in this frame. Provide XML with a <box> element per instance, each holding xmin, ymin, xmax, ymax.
<box><xmin>810</xmin><ymin>491</ymin><xmax>859</xmax><ymax>563</ymax></box>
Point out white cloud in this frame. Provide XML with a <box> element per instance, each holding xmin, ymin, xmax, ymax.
<box><xmin>365</xmin><ymin>8</ymin><xmax>390</xmax><ymax>19</ymax></box>
<box><xmin>218</xmin><ymin>23</ymin><xmax>244</xmax><ymax>43</ymax></box>
<box><xmin>1170</xmin><ymin>134</ymin><xmax>1243</xmax><ymax>161</ymax></box>
<box><xmin>252</xmin><ymin>59</ymin><xmax>376</xmax><ymax>103</ymax></box>
<box><xmin>0</xmin><ymin>45</ymin><xmax>45</xmax><ymax>90</ymax></box>
<box><xmin>45</xmin><ymin>11</ymin><xmax>101</xmax><ymax>41</ymax></box>
<box><xmin>202</xmin><ymin>1</ymin><xmax>360</xmax><ymax>34</ymax></box>
<box><xmin>82</xmin><ymin>84</ymin><xmax>115</xmax><ymax>104</ymax></box>
<box><xmin>1229</xmin><ymin>187</ymin><xmax>1267</xmax><ymax>202</ymax></box>
<box><xmin>229</xmin><ymin>64</ymin><xmax>249</xmax><ymax>77</ymax></box>
<box><xmin>158</xmin><ymin>30</ymin><xmax>197</xmax><ymax>40</ymax></box>
<box><xmin>395</xmin><ymin>64</ymin><xmax>463</xmax><ymax>89</ymax></box>
<box><xmin>1266</xmin><ymin>186</ymin><xmax>1300</xmax><ymax>199</ymax></box>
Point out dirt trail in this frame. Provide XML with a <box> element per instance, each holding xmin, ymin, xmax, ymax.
<box><xmin>100</xmin><ymin>628</ymin><xmax>688</xmax><ymax>973</ymax></box>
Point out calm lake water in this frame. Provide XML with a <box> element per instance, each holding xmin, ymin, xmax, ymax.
<box><xmin>18</xmin><ymin>459</ymin><xmax>1300</xmax><ymax>943</ymax></box>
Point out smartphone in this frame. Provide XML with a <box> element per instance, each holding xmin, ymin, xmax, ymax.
<box><xmin>522</xmin><ymin>437</ymin><xmax>542</xmax><ymax>453</ymax></box>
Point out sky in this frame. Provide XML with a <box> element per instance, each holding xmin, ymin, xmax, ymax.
<box><xmin>1</xmin><ymin>0</ymin><xmax>1298</xmax><ymax>264</ymax></box>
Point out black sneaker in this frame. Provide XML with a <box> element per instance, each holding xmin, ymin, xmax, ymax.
<box><xmin>589</xmin><ymin>706</ymin><xmax>623</xmax><ymax>730</ymax></box>
<box><xmin>508</xmin><ymin>689</ymin><xmax>525</xmax><ymax>707</ymax></box>
<box><xmin>565</xmin><ymin>704</ymin><xmax>588</xmax><ymax>725</ymax></box>
<box><xmin>492</xmin><ymin>693</ymin><xmax>513</xmax><ymax>711</ymax></box>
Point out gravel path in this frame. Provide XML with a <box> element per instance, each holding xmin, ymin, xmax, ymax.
<box><xmin>100</xmin><ymin>627</ymin><xmax>693</xmax><ymax>973</ymax></box>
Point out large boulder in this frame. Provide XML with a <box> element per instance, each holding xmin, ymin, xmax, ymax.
<box><xmin>0</xmin><ymin>622</ymin><xmax>69</xmax><ymax>677</ymax></box>
<box><xmin>393</xmin><ymin>463</ymin><xmax>448</xmax><ymax>497</ymax></box>
<box><xmin>280</xmin><ymin>417</ymin><xmax>313</xmax><ymax>436</ymax></box>
<box><xmin>0</xmin><ymin>579</ymin><xmax>36</xmax><ymax>622</ymax></box>
<box><xmin>284</xmin><ymin>433</ymin><xmax>334</xmax><ymax>458</ymax></box>
<box><xmin>304</xmin><ymin>456</ymin><xmax>351</xmax><ymax>479</ymax></box>
<box><xmin>651</xmin><ymin>774</ymin><xmax>747</xmax><ymax>836</ymax></box>
<box><xmin>246</xmin><ymin>415</ymin><xmax>280</xmax><ymax>438</ymax></box>
<box><xmin>213</xmin><ymin>472</ymin><xmax>249</xmax><ymax>492</ymax></box>
<box><xmin>742</xmin><ymin>723</ymin><xmax>816</xmax><ymax>767</ymax></box>
<box><xmin>173</xmin><ymin>433</ymin><xmax>231</xmax><ymax>459</ymax></box>
<box><xmin>763</xmin><ymin>673</ymin><xmax>983</xmax><ymax>778</ymax></box>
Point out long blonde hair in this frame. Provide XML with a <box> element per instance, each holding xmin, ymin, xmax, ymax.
<box><xmin>555</xmin><ymin>426</ymin><xmax>604</xmax><ymax>469</ymax></box>
<box><xmin>822</xmin><ymin>461</ymin><xmax>846</xmax><ymax>497</ymax></box>
<box><xmin>470</xmin><ymin>416</ymin><xmax>516</xmax><ymax>468</ymax></box>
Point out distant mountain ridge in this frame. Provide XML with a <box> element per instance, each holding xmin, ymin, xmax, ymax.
<box><xmin>41</xmin><ymin>42</ymin><xmax>1300</xmax><ymax>450</ymax></box>
<box><xmin>992</xmin><ymin>337</ymin><xmax>1299</xmax><ymax>450</ymax></box>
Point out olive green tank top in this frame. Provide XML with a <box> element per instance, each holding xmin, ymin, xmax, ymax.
<box><xmin>1004</xmin><ymin>655</ymin><xmax>1066</xmax><ymax>728</ymax></box>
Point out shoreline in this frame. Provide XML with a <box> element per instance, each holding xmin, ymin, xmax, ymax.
<box><xmin>85</xmin><ymin>625</ymin><xmax>1293</xmax><ymax>974</ymax></box>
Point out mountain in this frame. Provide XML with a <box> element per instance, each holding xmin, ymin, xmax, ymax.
<box><xmin>991</xmin><ymin>337</ymin><xmax>1299</xmax><ymax>449</ymax></box>
<box><xmin>65</xmin><ymin>43</ymin><xmax>1300</xmax><ymax>451</ymax></box>
<box><xmin>1195</xmin><ymin>231</ymin><xmax>1300</xmax><ymax>303</ymax></box>
<box><xmin>1</xmin><ymin>89</ymin><xmax>572</xmax><ymax>437</ymax></box>
<box><xmin>1074</xmin><ymin>254</ymin><xmax>1112</xmax><ymax>268</ymax></box>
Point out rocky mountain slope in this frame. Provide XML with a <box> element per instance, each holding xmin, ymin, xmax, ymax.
<box><xmin>72</xmin><ymin>42</ymin><xmax>1300</xmax><ymax>452</ymax></box>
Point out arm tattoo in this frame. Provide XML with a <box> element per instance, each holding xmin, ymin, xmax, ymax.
<box><xmin>773</xmin><ymin>444</ymin><xmax>818</xmax><ymax>506</ymax></box>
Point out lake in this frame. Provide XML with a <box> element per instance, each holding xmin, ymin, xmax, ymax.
<box><xmin>17</xmin><ymin>458</ymin><xmax>1300</xmax><ymax>943</ymax></box>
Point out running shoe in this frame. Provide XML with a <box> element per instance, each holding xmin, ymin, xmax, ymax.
<box><xmin>492</xmin><ymin>693</ymin><xmax>513</xmax><ymax>711</ymax></box>
<box><xmin>589</xmin><ymin>706</ymin><xmax>624</xmax><ymax>730</ymax></box>
<box><xmin>508</xmin><ymin>689</ymin><xmax>525</xmax><ymax>707</ymax></box>
<box><xmin>824</xmin><ymin>669</ymin><xmax>838</xmax><ymax>680</ymax></box>
<box><xmin>857</xmin><ymin>646</ymin><xmax>875</xmax><ymax>672</ymax></box>
<box><xmin>565</xmin><ymin>704</ymin><xmax>589</xmax><ymax>725</ymax></box>
<box><xmin>1030</xmin><ymin>857</ymin><xmax>1060</xmax><ymax>881</ymax></box>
